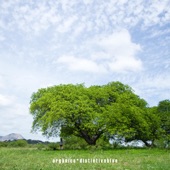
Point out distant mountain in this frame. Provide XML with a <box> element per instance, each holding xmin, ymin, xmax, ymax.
<box><xmin>0</xmin><ymin>133</ymin><xmax>52</xmax><ymax>144</ymax></box>
<box><xmin>0</xmin><ymin>133</ymin><xmax>25</xmax><ymax>141</ymax></box>
<box><xmin>0</xmin><ymin>133</ymin><xmax>51</xmax><ymax>144</ymax></box>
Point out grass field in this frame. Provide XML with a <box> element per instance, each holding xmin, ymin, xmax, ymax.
<box><xmin>0</xmin><ymin>148</ymin><xmax>169</xmax><ymax>170</ymax></box>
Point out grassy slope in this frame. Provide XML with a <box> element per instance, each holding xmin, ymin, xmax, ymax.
<box><xmin>0</xmin><ymin>148</ymin><xmax>169</xmax><ymax>170</ymax></box>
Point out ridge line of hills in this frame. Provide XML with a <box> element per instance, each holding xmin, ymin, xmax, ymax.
<box><xmin>0</xmin><ymin>133</ymin><xmax>50</xmax><ymax>144</ymax></box>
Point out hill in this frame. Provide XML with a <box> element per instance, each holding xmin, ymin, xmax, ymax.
<box><xmin>0</xmin><ymin>133</ymin><xmax>24</xmax><ymax>141</ymax></box>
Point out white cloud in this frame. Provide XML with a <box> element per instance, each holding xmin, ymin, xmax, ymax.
<box><xmin>139</xmin><ymin>73</ymin><xmax>170</xmax><ymax>89</ymax></box>
<box><xmin>130</xmin><ymin>72</ymin><xmax>170</xmax><ymax>106</ymax></box>
<box><xmin>148</xmin><ymin>28</ymin><xmax>170</xmax><ymax>38</ymax></box>
<box><xmin>59</xmin><ymin>29</ymin><xmax>142</xmax><ymax>73</ymax></box>
<box><xmin>1</xmin><ymin>0</ymin><xmax>169</xmax><ymax>35</ymax></box>
<box><xmin>94</xmin><ymin>29</ymin><xmax>142</xmax><ymax>72</ymax></box>
<box><xmin>0</xmin><ymin>34</ymin><xmax>5</xmax><ymax>41</ymax></box>
<box><xmin>57</xmin><ymin>15</ymin><xmax>78</xmax><ymax>33</ymax></box>
<box><xmin>0</xmin><ymin>94</ymin><xmax>15</xmax><ymax>107</ymax></box>
<box><xmin>83</xmin><ymin>0</ymin><xmax>93</xmax><ymax>5</ymax></box>
<box><xmin>0</xmin><ymin>74</ymin><xmax>4</xmax><ymax>88</ymax></box>
<box><xmin>57</xmin><ymin>55</ymin><xmax>107</xmax><ymax>73</ymax></box>
<box><xmin>108</xmin><ymin>57</ymin><xmax>142</xmax><ymax>73</ymax></box>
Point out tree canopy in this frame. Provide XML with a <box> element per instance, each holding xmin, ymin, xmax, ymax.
<box><xmin>29</xmin><ymin>81</ymin><xmax>163</xmax><ymax>146</ymax></box>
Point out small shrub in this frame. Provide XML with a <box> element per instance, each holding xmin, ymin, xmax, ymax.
<box><xmin>62</xmin><ymin>135</ymin><xmax>88</xmax><ymax>150</ymax></box>
<box><xmin>8</xmin><ymin>140</ymin><xmax>28</xmax><ymax>147</ymax></box>
<box><xmin>48</xmin><ymin>142</ymin><xmax>59</xmax><ymax>150</ymax></box>
<box><xmin>0</xmin><ymin>141</ymin><xmax>8</xmax><ymax>147</ymax></box>
<box><xmin>154</xmin><ymin>138</ymin><xmax>170</xmax><ymax>149</ymax></box>
<box><xmin>37</xmin><ymin>143</ymin><xmax>47</xmax><ymax>150</ymax></box>
<box><xmin>112</xmin><ymin>142</ymin><xmax>121</xmax><ymax>148</ymax></box>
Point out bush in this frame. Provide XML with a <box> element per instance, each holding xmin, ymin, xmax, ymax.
<box><xmin>36</xmin><ymin>143</ymin><xmax>47</xmax><ymax>150</ymax></box>
<box><xmin>0</xmin><ymin>141</ymin><xmax>8</xmax><ymax>147</ymax></box>
<box><xmin>154</xmin><ymin>137</ymin><xmax>170</xmax><ymax>149</ymax></box>
<box><xmin>62</xmin><ymin>135</ymin><xmax>88</xmax><ymax>150</ymax></box>
<box><xmin>8</xmin><ymin>140</ymin><xmax>28</xmax><ymax>147</ymax></box>
<box><xmin>48</xmin><ymin>142</ymin><xmax>59</xmax><ymax>150</ymax></box>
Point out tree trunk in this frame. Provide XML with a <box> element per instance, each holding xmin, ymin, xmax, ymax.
<box><xmin>84</xmin><ymin>138</ymin><xmax>96</xmax><ymax>145</ymax></box>
<box><xmin>75</xmin><ymin>122</ymin><xmax>103</xmax><ymax>145</ymax></box>
<box><xmin>79</xmin><ymin>130</ymin><xmax>103</xmax><ymax>145</ymax></box>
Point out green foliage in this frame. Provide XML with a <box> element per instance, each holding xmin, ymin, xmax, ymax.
<box><xmin>29</xmin><ymin>81</ymin><xmax>163</xmax><ymax>146</ymax></box>
<box><xmin>157</xmin><ymin>100</ymin><xmax>170</xmax><ymax>134</ymax></box>
<box><xmin>154</xmin><ymin>99</ymin><xmax>170</xmax><ymax>148</ymax></box>
<box><xmin>36</xmin><ymin>143</ymin><xmax>48</xmax><ymax>150</ymax></box>
<box><xmin>0</xmin><ymin>142</ymin><xmax>8</xmax><ymax>147</ymax></box>
<box><xmin>47</xmin><ymin>142</ymin><xmax>59</xmax><ymax>150</ymax></box>
<box><xmin>7</xmin><ymin>140</ymin><xmax>28</xmax><ymax>147</ymax></box>
<box><xmin>154</xmin><ymin>138</ymin><xmax>170</xmax><ymax>149</ymax></box>
<box><xmin>63</xmin><ymin>135</ymin><xmax>88</xmax><ymax>149</ymax></box>
<box><xmin>95</xmin><ymin>137</ymin><xmax>112</xmax><ymax>149</ymax></box>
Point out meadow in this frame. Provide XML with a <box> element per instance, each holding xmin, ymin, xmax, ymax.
<box><xmin>0</xmin><ymin>147</ymin><xmax>169</xmax><ymax>170</ymax></box>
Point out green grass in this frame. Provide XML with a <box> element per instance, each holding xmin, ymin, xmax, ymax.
<box><xmin>0</xmin><ymin>148</ymin><xmax>169</xmax><ymax>170</ymax></box>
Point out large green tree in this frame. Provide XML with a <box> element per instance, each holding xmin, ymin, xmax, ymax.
<box><xmin>30</xmin><ymin>81</ymin><xmax>157</xmax><ymax>145</ymax></box>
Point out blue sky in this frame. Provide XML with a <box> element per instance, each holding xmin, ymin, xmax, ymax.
<box><xmin>0</xmin><ymin>0</ymin><xmax>170</xmax><ymax>141</ymax></box>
